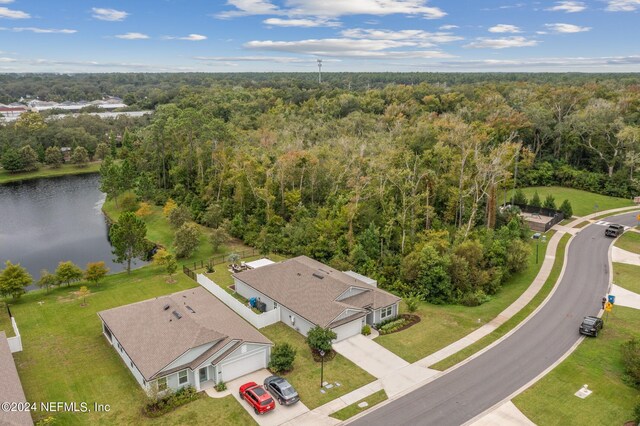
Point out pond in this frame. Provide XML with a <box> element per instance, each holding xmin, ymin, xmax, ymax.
<box><xmin>0</xmin><ymin>173</ymin><xmax>145</xmax><ymax>288</ymax></box>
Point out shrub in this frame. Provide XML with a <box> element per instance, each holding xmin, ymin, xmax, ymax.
<box><xmin>559</xmin><ymin>199</ymin><xmax>573</xmax><ymax>219</ymax></box>
<box><xmin>269</xmin><ymin>343</ymin><xmax>297</xmax><ymax>373</ymax></box>
<box><xmin>622</xmin><ymin>338</ymin><xmax>640</xmax><ymax>388</ymax></box>
<box><xmin>376</xmin><ymin>318</ymin><xmax>409</xmax><ymax>335</ymax></box>
<box><xmin>460</xmin><ymin>289</ymin><xmax>491</xmax><ymax>307</ymax></box>
<box><xmin>512</xmin><ymin>189</ymin><xmax>527</xmax><ymax>205</ymax></box>
<box><xmin>406</xmin><ymin>296</ymin><xmax>420</xmax><ymax>313</ymax></box>
<box><xmin>361</xmin><ymin>324</ymin><xmax>371</xmax><ymax>336</ymax></box>
<box><xmin>543</xmin><ymin>194</ymin><xmax>557</xmax><ymax>210</ymax></box>
<box><xmin>120</xmin><ymin>193</ymin><xmax>139</xmax><ymax>212</ymax></box>
<box><xmin>306</xmin><ymin>326</ymin><xmax>337</xmax><ymax>353</ymax></box>
<box><xmin>215</xmin><ymin>381</ymin><xmax>227</xmax><ymax>392</ymax></box>
<box><xmin>634</xmin><ymin>400</ymin><xmax>640</xmax><ymax>424</ymax></box>
<box><xmin>143</xmin><ymin>386</ymin><xmax>199</xmax><ymax>418</ymax></box>
<box><xmin>530</xmin><ymin>191</ymin><xmax>541</xmax><ymax>208</ymax></box>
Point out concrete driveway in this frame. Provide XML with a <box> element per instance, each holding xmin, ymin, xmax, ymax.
<box><xmin>225</xmin><ymin>369</ymin><xmax>310</xmax><ymax>426</ymax></box>
<box><xmin>333</xmin><ymin>334</ymin><xmax>409</xmax><ymax>378</ymax></box>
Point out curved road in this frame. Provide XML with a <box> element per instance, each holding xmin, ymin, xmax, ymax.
<box><xmin>353</xmin><ymin>211</ymin><xmax>639</xmax><ymax>426</ymax></box>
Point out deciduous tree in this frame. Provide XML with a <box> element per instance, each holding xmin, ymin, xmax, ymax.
<box><xmin>109</xmin><ymin>212</ymin><xmax>148</xmax><ymax>273</ymax></box>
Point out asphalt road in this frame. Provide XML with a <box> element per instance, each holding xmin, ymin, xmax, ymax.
<box><xmin>353</xmin><ymin>211</ymin><xmax>639</xmax><ymax>426</ymax></box>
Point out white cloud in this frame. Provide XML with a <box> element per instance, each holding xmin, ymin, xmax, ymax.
<box><xmin>439</xmin><ymin>24</ymin><xmax>458</xmax><ymax>30</ymax></box>
<box><xmin>341</xmin><ymin>28</ymin><xmax>462</xmax><ymax>43</ymax></box>
<box><xmin>10</xmin><ymin>27</ymin><xmax>76</xmax><ymax>34</ymax></box>
<box><xmin>219</xmin><ymin>0</ymin><xmax>446</xmax><ymax>19</ymax></box>
<box><xmin>92</xmin><ymin>7</ymin><xmax>128</xmax><ymax>21</ymax></box>
<box><xmin>263</xmin><ymin>18</ymin><xmax>341</xmax><ymax>27</ymax></box>
<box><xmin>437</xmin><ymin>55</ymin><xmax>640</xmax><ymax>69</ymax></box>
<box><xmin>546</xmin><ymin>1</ymin><xmax>587</xmax><ymax>12</ymax></box>
<box><xmin>194</xmin><ymin>55</ymin><xmax>340</xmax><ymax>63</ymax></box>
<box><xmin>606</xmin><ymin>0</ymin><xmax>640</xmax><ymax>11</ymax></box>
<box><xmin>0</xmin><ymin>57</ymin><xmax>16</xmax><ymax>62</ymax></box>
<box><xmin>164</xmin><ymin>33</ymin><xmax>207</xmax><ymax>41</ymax></box>
<box><xmin>0</xmin><ymin>0</ymin><xmax>14</xmax><ymax>3</ymax></box>
<box><xmin>0</xmin><ymin>6</ymin><xmax>29</xmax><ymax>19</ymax></box>
<box><xmin>465</xmin><ymin>36</ymin><xmax>538</xmax><ymax>49</ymax></box>
<box><xmin>488</xmin><ymin>24</ymin><xmax>522</xmax><ymax>33</ymax></box>
<box><xmin>244</xmin><ymin>37</ymin><xmax>452</xmax><ymax>59</ymax></box>
<box><xmin>544</xmin><ymin>23</ymin><xmax>591</xmax><ymax>33</ymax></box>
<box><xmin>115</xmin><ymin>32</ymin><xmax>149</xmax><ymax>40</ymax></box>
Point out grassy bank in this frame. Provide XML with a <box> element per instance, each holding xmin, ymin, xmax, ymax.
<box><xmin>375</xmin><ymin>233</ymin><xmax>554</xmax><ymax>363</ymax></box>
<box><xmin>508</xmin><ymin>187</ymin><xmax>634</xmax><ymax>217</ymax></box>
<box><xmin>102</xmin><ymin>197</ymin><xmax>252</xmax><ymax>265</ymax></box>
<box><xmin>0</xmin><ymin>162</ymin><xmax>101</xmax><ymax>184</ymax></box>
<box><xmin>432</xmin><ymin>233</ymin><xmax>570</xmax><ymax>370</ymax></box>
<box><xmin>0</xmin><ymin>301</ymin><xmax>15</xmax><ymax>338</ymax></box>
<box><xmin>615</xmin><ymin>231</ymin><xmax>640</xmax><ymax>255</ymax></box>
<box><xmin>6</xmin><ymin>266</ymin><xmax>255</xmax><ymax>425</ymax></box>
<box><xmin>613</xmin><ymin>262</ymin><xmax>640</xmax><ymax>294</ymax></box>
<box><xmin>513</xmin><ymin>305</ymin><xmax>640</xmax><ymax>425</ymax></box>
<box><xmin>260</xmin><ymin>323</ymin><xmax>375</xmax><ymax>409</ymax></box>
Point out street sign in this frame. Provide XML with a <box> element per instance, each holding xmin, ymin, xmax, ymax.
<box><xmin>608</xmin><ymin>294</ymin><xmax>616</xmax><ymax>305</ymax></box>
<box><xmin>637</xmin><ymin>213</ymin><xmax>640</xmax><ymax>221</ymax></box>
<box><xmin>605</xmin><ymin>302</ymin><xmax>613</xmax><ymax>312</ymax></box>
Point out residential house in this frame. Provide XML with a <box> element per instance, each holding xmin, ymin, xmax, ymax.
<box><xmin>233</xmin><ymin>256</ymin><xmax>401</xmax><ymax>341</ymax></box>
<box><xmin>98</xmin><ymin>287</ymin><xmax>272</xmax><ymax>393</ymax></box>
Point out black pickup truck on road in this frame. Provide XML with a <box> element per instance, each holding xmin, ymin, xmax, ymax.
<box><xmin>605</xmin><ymin>224</ymin><xmax>624</xmax><ymax>237</ymax></box>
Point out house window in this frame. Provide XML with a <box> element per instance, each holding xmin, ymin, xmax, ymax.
<box><xmin>178</xmin><ymin>370</ymin><xmax>188</xmax><ymax>385</ymax></box>
<box><xmin>103</xmin><ymin>324</ymin><xmax>112</xmax><ymax>342</ymax></box>
<box><xmin>157</xmin><ymin>377</ymin><xmax>167</xmax><ymax>391</ymax></box>
<box><xmin>274</xmin><ymin>301</ymin><xmax>278</xmax><ymax>309</ymax></box>
<box><xmin>381</xmin><ymin>306</ymin><xmax>393</xmax><ymax>319</ymax></box>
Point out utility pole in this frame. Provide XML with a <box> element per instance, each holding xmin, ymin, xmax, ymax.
<box><xmin>317</xmin><ymin>59</ymin><xmax>322</xmax><ymax>84</ymax></box>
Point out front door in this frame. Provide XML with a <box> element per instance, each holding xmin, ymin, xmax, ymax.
<box><xmin>199</xmin><ymin>367</ymin><xmax>208</xmax><ymax>382</ymax></box>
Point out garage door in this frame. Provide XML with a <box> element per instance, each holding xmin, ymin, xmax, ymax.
<box><xmin>332</xmin><ymin>318</ymin><xmax>365</xmax><ymax>342</ymax></box>
<box><xmin>219</xmin><ymin>349</ymin><xmax>267</xmax><ymax>382</ymax></box>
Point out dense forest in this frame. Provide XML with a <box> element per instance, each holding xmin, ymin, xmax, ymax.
<box><xmin>2</xmin><ymin>73</ymin><xmax>639</xmax><ymax>305</ymax></box>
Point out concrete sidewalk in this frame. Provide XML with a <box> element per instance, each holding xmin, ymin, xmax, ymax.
<box><xmin>333</xmin><ymin>334</ymin><xmax>409</xmax><ymax>379</ymax></box>
<box><xmin>610</xmin><ymin>284</ymin><xmax>640</xmax><ymax>310</ymax></box>
<box><xmin>612</xmin><ymin>246</ymin><xmax>640</xmax><ymax>266</ymax></box>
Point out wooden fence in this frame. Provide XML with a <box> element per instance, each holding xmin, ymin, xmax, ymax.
<box><xmin>182</xmin><ymin>248</ymin><xmax>260</xmax><ymax>281</ymax></box>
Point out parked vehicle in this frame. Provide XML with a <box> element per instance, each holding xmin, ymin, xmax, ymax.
<box><xmin>239</xmin><ymin>382</ymin><xmax>275</xmax><ymax>414</ymax></box>
<box><xmin>605</xmin><ymin>224</ymin><xmax>624</xmax><ymax>237</ymax></box>
<box><xmin>579</xmin><ymin>316</ymin><xmax>604</xmax><ymax>337</ymax></box>
<box><xmin>264</xmin><ymin>375</ymin><xmax>300</xmax><ymax>405</ymax></box>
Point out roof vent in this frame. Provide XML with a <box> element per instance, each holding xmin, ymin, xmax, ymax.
<box><xmin>186</xmin><ymin>305</ymin><xmax>196</xmax><ymax>314</ymax></box>
<box><xmin>172</xmin><ymin>311</ymin><xmax>182</xmax><ymax>319</ymax></box>
<box><xmin>312</xmin><ymin>272</ymin><xmax>325</xmax><ymax>279</ymax></box>
<box><xmin>163</xmin><ymin>304</ymin><xmax>170</xmax><ymax>311</ymax></box>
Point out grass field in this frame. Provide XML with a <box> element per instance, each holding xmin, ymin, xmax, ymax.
<box><xmin>613</xmin><ymin>262</ymin><xmax>640</xmax><ymax>294</ymax></box>
<box><xmin>6</xmin><ymin>266</ymin><xmax>255</xmax><ymax>425</ymax></box>
<box><xmin>260</xmin><ymin>323</ymin><xmax>375</xmax><ymax>410</ymax></box>
<box><xmin>615</xmin><ymin>231</ymin><xmax>640</xmax><ymax>255</ymax></box>
<box><xmin>508</xmin><ymin>187</ymin><xmax>634</xmax><ymax>217</ymax></box>
<box><xmin>432</xmin><ymin>233</ymin><xmax>570</xmax><ymax>370</ymax></box>
<box><xmin>0</xmin><ymin>162</ymin><xmax>101</xmax><ymax>184</ymax></box>
<box><xmin>513</xmin><ymin>305</ymin><xmax>640</xmax><ymax>426</ymax></box>
<box><xmin>330</xmin><ymin>390</ymin><xmax>388</xmax><ymax>421</ymax></box>
<box><xmin>375</xmin><ymin>233</ymin><xmax>554</xmax><ymax>363</ymax></box>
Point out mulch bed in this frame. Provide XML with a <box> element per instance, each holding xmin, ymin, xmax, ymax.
<box><xmin>377</xmin><ymin>314</ymin><xmax>421</xmax><ymax>335</ymax></box>
<box><xmin>311</xmin><ymin>349</ymin><xmax>337</xmax><ymax>362</ymax></box>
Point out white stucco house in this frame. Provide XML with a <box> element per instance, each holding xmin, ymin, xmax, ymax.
<box><xmin>98</xmin><ymin>287</ymin><xmax>272</xmax><ymax>393</ymax></box>
<box><xmin>233</xmin><ymin>256</ymin><xmax>401</xmax><ymax>342</ymax></box>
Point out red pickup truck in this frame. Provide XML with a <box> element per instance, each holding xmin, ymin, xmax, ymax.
<box><xmin>239</xmin><ymin>382</ymin><xmax>276</xmax><ymax>415</ymax></box>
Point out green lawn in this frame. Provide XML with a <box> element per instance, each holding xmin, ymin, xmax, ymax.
<box><xmin>513</xmin><ymin>306</ymin><xmax>640</xmax><ymax>426</ymax></box>
<box><xmin>432</xmin><ymin>234</ymin><xmax>570</xmax><ymax>370</ymax></box>
<box><xmin>260</xmin><ymin>323</ymin><xmax>376</xmax><ymax>409</ymax></box>
<box><xmin>0</xmin><ymin>301</ymin><xmax>15</xmax><ymax>338</ymax></box>
<box><xmin>509</xmin><ymin>187</ymin><xmax>634</xmax><ymax>217</ymax></box>
<box><xmin>330</xmin><ymin>390</ymin><xmax>388</xmax><ymax>421</ymax></box>
<box><xmin>6</xmin><ymin>266</ymin><xmax>255</xmax><ymax>425</ymax></box>
<box><xmin>0</xmin><ymin>162</ymin><xmax>101</xmax><ymax>184</ymax></box>
<box><xmin>375</xmin><ymin>234</ymin><xmax>554</xmax><ymax>363</ymax></box>
<box><xmin>615</xmin><ymin>231</ymin><xmax>640</xmax><ymax>255</ymax></box>
<box><xmin>613</xmin><ymin>262</ymin><xmax>640</xmax><ymax>294</ymax></box>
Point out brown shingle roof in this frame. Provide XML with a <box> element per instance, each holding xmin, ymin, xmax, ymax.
<box><xmin>98</xmin><ymin>287</ymin><xmax>271</xmax><ymax>381</ymax></box>
<box><xmin>0</xmin><ymin>332</ymin><xmax>33</xmax><ymax>426</ymax></box>
<box><xmin>234</xmin><ymin>256</ymin><xmax>401</xmax><ymax>328</ymax></box>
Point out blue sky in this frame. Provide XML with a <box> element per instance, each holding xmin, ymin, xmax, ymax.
<box><xmin>1</xmin><ymin>0</ymin><xmax>639</xmax><ymax>72</ymax></box>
